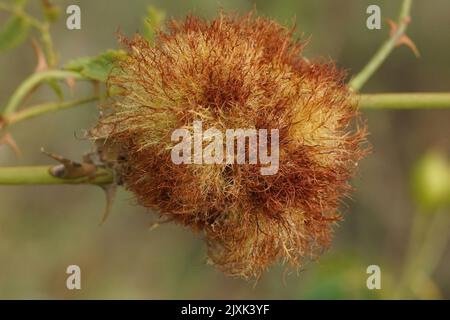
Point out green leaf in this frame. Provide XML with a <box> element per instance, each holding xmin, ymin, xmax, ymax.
<box><xmin>142</xmin><ymin>6</ymin><xmax>166</xmax><ymax>43</ymax></box>
<box><xmin>64</xmin><ymin>50</ymin><xmax>127</xmax><ymax>82</ymax></box>
<box><xmin>0</xmin><ymin>15</ymin><xmax>31</xmax><ymax>52</ymax></box>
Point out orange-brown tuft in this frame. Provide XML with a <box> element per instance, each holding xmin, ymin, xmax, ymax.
<box><xmin>92</xmin><ymin>12</ymin><xmax>368</xmax><ymax>279</ymax></box>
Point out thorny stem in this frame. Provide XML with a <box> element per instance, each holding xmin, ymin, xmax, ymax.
<box><xmin>0</xmin><ymin>89</ymin><xmax>449</xmax><ymax>186</ymax></box>
<box><xmin>0</xmin><ymin>91</ymin><xmax>448</xmax><ymax>187</ymax></box>
<box><xmin>0</xmin><ymin>166</ymin><xmax>113</xmax><ymax>185</ymax></box>
<box><xmin>1</xmin><ymin>70</ymin><xmax>83</xmax><ymax>116</ymax></box>
<box><xmin>349</xmin><ymin>0</ymin><xmax>413</xmax><ymax>91</ymax></box>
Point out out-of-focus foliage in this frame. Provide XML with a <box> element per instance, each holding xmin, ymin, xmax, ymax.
<box><xmin>0</xmin><ymin>15</ymin><xmax>30</xmax><ymax>52</ymax></box>
<box><xmin>41</xmin><ymin>0</ymin><xmax>61</xmax><ymax>23</ymax></box>
<box><xmin>412</xmin><ymin>151</ymin><xmax>450</xmax><ymax>211</ymax></box>
<box><xmin>142</xmin><ymin>5</ymin><xmax>165</xmax><ymax>43</ymax></box>
<box><xmin>301</xmin><ymin>255</ymin><xmax>387</xmax><ymax>299</ymax></box>
<box><xmin>0</xmin><ymin>0</ymin><xmax>31</xmax><ymax>52</ymax></box>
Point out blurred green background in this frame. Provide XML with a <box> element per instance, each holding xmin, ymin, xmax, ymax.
<box><xmin>1</xmin><ymin>0</ymin><xmax>450</xmax><ymax>299</ymax></box>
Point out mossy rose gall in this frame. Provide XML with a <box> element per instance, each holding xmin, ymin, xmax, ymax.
<box><xmin>92</xmin><ymin>12</ymin><xmax>368</xmax><ymax>279</ymax></box>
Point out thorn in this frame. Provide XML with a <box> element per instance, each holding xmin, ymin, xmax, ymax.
<box><xmin>40</xmin><ymin>147</ymin><xmax>72</xmax><ymax>166</ymax></box>
<box><xmin>98</xmin><ymin>183</ymin><xmax>116</xmax><ymax>225</ymax></box>
<box><xmin>41</xmin><ymin>147</ymin><xmax>99</xmax><ymax>179</ymax></box>
<box><xmin>387</xmin><ymin>18</ymin><xmax>398</xmax><ymax>37</ymax></box>
<box><xmin>31</xmin><ymin>38</ymin><xmax>48</xmax><ymax>73</ymax></box>
<box><xmin>66</xmin><ymin>77</ymin><xmax>76</xmax><ymax>95</ymax></box>
<box><xmin>387</xmin><ymin>18</ymin><xmax>420</xmax><ymax>58</ymax></box>
<box><xmin>1</xmin><ymin>133</ymin><xmax>22</xmax><ymax>157</ymax></box>
<box><xmin>402</xmin><ymin>16</ymin><xmax>412</xmax><ymax>25</ymax></box>
<box><xmin>397</xmin><ymin>35</ymin><xmax>420</xmax><ymax>57</ymax></box>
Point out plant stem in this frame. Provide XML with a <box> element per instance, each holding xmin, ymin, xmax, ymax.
<box><xmin>349</xmin><ymin>0</ymin><xmax>413</xmax><ymax>91</ymax></box>
<box><xmin>359</xmin><ymin>93</ymin><xmax>450</xmax><ymax>109</ymax></box>
<box><xmin>3</xmin><ymin>92</ymin><xmax>449</xmax><ymax>130</ymax></box>
<box><xmin>40</xmin><ymin>22</ymin><xmax>57</xmax><ymax>67</ymax></box>
<box><xmin>0</xmin><ymin>166</ymin><xmax>113</xmax><ymax>185</ymax></box>
<box><xmin>4</xmin><ymin>96</ymin><xmax>99</xmax><ymax>126</ymax></box>
<box><xmin>1</xmin><ymin>70</ymin><xmax>83</xmax><ymax>116</ymax></box>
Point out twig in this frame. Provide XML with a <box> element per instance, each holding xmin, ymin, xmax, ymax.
<box><xmin>349</xmin><ymin>0</ymin><xmax>413</xmax><ymax>91</ymax></box>
<box><xmin>4</xmin><ymin>96</ymin><xmax>99</xmax><ymax>126</ymax></box>
<box><xmin>359</xmin><ymin>93</ymin><xmax>450</xmax><ymax>109</ymax></box>
<box><xmin>0</xmin><ymin>166</ymin><xmax>113</xmax><ymax>185</ymax></box>
<box><xmin>40</xmin><ymin>22</ymin><xmax>57</xmax><ymax>67</ymax></box>
<box><xmin>1</xmin><ymin>70</ymin><xmax>83</xmax><ymax>116</ymax></box>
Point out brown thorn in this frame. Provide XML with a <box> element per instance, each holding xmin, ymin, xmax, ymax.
<box><xmin>98</xmin><ymin>183</ymin><xmax>117</xmax><ymax>225</ymax></box>
<box><xmin>402</xmin><ymin>16</ymin><xmax>412</xmax><ymax>25</ymax></box>
<box><xmin>65</xmin><ymin>77</ymin><xmax>76</xmax><ymax>95</ymax></box>
<box><xmin>397</xmin><ymin>35</ymin><xmax>420</xmax><ymax>57</ymax></box>
<box><xmin>386</xmin><ymin>17</ymin><xmax>420</xmax><ymax>58</ymax></box>
<box><xmin>1</xmin><ymin>132</ymin><xmax>22</xmax><ymax>157</ymax></box>
<box><xmin>386</xmin><ymin>18</ymin><xmax>398</xmax><ymax>37</ymax></box>
<box><xmin>31</xmin><ymin>38</ymin><xmax>48</xmax><ymax>73</ymax></box>
<box><xmin>40</xmin><ymin>147</ymin><xmax>73</xmax><ymax>166</ymax></box>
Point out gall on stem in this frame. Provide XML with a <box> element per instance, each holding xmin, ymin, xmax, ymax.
<box><xmin>91</xmin><ymin>12</ymin><xmax>369</xmax><ymax>279</ymax></box>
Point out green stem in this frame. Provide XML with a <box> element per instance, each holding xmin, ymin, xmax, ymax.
<box><xmin>1</xmin><ymin>70</ymin><xmax>83</xmax><ymax>116</ymax></box>
<box><xmin>349</xmin><ymin>0</ymin><xmax>413</xmax><ymax>91</ymax></box>
<box><xmin>359</xmin><ymin>93</ymin><xmax>450</xmax><ymax>109</ymax></box>
<box><xmin>40</xmin><ymin>22</ymin><xmax>57</xmax><ymax>67</ymax></box>
<box><xmin>4</xmin><ymin>92</ymin><xmax>449</xmax><ymax>130</ymax></box>
<box><xmin>0</xmin><ymin>92</ymin><xmax>448</xmax><ymax>186</ymax></box>
<box><xmin>4</xmin><ymin>96</ymin><xmax>99</xmax><ymax>126</ymax></box>
<box><xmin>0</xmin><ymin>166</ymin><xmax>113</xmax><ymax>185</ymax></box>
